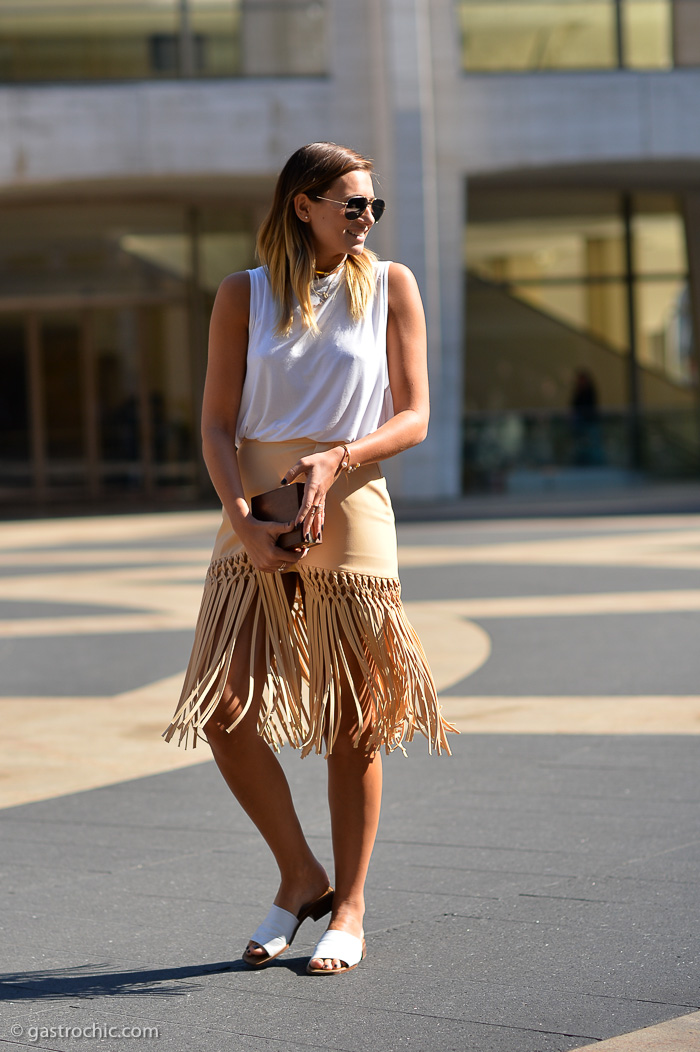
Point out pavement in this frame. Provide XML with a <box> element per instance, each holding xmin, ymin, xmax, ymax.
<box><xmin>1</xmin><ymin>508</ymin><xmax>700</xmax><ymax>1051</ymax></box>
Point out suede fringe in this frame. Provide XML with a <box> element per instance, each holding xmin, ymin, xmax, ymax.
<box><xmin>163</xmin><ymin>553</ymin><xmax>455</xmax><ymax>756</ymax></box>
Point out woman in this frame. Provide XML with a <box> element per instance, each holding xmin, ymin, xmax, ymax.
<box><xmin>164</xmin><ymin>142</ymin><xmax>454</xmax><ymax>974</ymax></box>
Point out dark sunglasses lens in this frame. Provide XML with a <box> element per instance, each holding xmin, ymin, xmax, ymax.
<box><xmin>371</xmin><ymin>199</ymin><xmax>386</xmax><ymax>221</ymax></box>
<box><xmin>344</xmin><ymin>197</ymin><xmax>386</xmax><ymax>221</ymax></box>
<box><xmin>344</xmin><ymin>197</ymin><xmax>369</xmax><ymax>219</ymax></box>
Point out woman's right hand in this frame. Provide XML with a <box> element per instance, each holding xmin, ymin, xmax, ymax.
<box><xmin>236</xmin><ymin>515</ymin><xmax>306</xmax><ymax>574</ymax></box>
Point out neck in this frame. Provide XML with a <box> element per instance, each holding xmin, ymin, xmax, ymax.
<box><xmin>314</xmin><ymin>254</ymin><xmax>347</xmax><ymax>277</ymax></box>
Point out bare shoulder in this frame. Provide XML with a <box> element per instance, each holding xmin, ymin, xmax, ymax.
<box><xmin>387</xmin><ymin>261</ymin><xmax>420</xmax><ymax>304</ymax></box>
<box><xmin>214</xmin><ymin>270</ymin><xmax>251</xmax><ymax>323</ymax></box>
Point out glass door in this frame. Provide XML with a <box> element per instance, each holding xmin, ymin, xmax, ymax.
<box><xmin>0</xmin><ymin>316</ymin><xmax>31</xmax><ymax>493</ymax></box>
<box><xmin>41</xmin><ymin>312</ymin><xmax>87</xmax><ymax>491</ymax></box>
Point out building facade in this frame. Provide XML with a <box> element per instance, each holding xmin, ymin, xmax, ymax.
<box><xmin>1</xmin><ymin>0</ymin><xmax>699</xmax><ymax>510</ymax></box>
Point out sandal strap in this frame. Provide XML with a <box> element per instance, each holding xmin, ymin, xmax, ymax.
<box><xmin>249</xmin><ymin>904</ymin><xmax>299</xmax><ymax>955</ymax></box>
<box><xmin>310</xmin><ymin>929</ymin><xmax>364</xmax><ymax>968</ymax></box>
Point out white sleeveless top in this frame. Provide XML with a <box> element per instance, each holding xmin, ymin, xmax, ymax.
<box><xmin>236</xmin><ymin>260</ymin><xmax>393</xmax><ymax>445</ymax></box>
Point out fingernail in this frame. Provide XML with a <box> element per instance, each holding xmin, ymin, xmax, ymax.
<box><xmin>280</xmin><ymin>478</ymin><xmax>288</xmax><ymax>485</ymax></box>
<box><xmin>316</xmin><ymin>532</ymin><xmax>321</xmax><ymax>542</ymax></box>
<box><xmin>321</xmin><ymin>524</ymin><xmax>325</xmax><ymax>532</ymax></box>
<box><xmin>304</xmin><ymin>532</ymin><xmax>311</xmax><ymax>544</ymax></box>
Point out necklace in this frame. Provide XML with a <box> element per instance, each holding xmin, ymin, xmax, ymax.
<box><xmin>311</xmin><ymin>259</ymin><xmax>346</xmax><ymax>303</ymax></box>
<box><xmin>314</xmin><ymin>256</ymin><xmax>347</xmax><ymax>279</ymax></box>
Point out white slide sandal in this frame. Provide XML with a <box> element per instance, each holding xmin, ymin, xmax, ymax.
<box><xmin>306</xmin><ymin>929</ymin><xmax>366</xmax><ymax>974</ymax></box>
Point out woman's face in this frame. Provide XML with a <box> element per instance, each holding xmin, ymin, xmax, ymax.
<box><xmin>295</xmin><ymin>169</ymin><xmax>377</xmax><ymax>269</ymax></box>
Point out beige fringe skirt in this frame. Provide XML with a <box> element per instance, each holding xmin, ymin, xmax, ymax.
<box><xmin>163</xmin><ymin>438</ymin><xmax>455</xmax><ymax>757</ymax></box>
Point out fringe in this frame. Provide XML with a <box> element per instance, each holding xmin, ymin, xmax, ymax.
<box><xmin>163</xmin><ymin>554</ymin><xmax>455</xmax><ymax>756</ymax></box>
<box><xmin>299</xmin><ymin>566</ymin><xmax>454</xmax><ymax>757</ymax></box>
<box><xmin>162</xmin><ymin>552</ymin><xmax>305</xmax><ymax>750</ymax></box>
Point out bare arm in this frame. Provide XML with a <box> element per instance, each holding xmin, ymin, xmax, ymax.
<box><xmin>202</xmin><ymin>272</ymin><xmax>304</xmax><ymax>571</ymax></box>
<box><xmin>284</xmin><ymin>262</ymin><xmax>430</xmax><ymax>535</ymax></box>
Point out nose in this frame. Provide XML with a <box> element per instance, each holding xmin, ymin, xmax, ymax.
<box><xmin>358</xmin><ymin>202</ymin><xmax>374</xmax><ymax>226</ymax></box>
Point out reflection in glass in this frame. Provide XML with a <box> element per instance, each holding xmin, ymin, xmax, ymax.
<box><xmin>464</xmin><ymin>189</ymin><xmax>699</xmax><ymax>487</ymax></box>
<box><xmin>0</xmin><ymin>205</ymin><xmax>187</xmax><ymax>298</ymax></box>
<box><xmin>187</xmin><ymin>0</ymin><xmax>240</xmax><ymax>76</ymax></box>
<box><xmin>457</xmin><ymin>0</ymin><xmax>617</xmax><ymax>71</ymax></box>
<box><xmin>632</xmin><ymin>209</ymin><xmax>687</xmax><ymax>276</ymax></box>
<box><xmin>466</xmin><ymin>210</ymin><xmax>628</xmax><ymax>353</ymax></box>
<box><xmin>622</xmin><ymin>0</ymin><xmax>672</xmax><ymax>69</ymax></box>
<box><xmin>0</xmin><ymin>1</ymin><xmax>180</xmax><ymax>82</ymax></box>
<box><xmin>636</xmin><ymin>279</ymin><xmax>694</xmax><ymax>387</ymax></box>
<box><xmin>0</xmin><ymin>0</ymin><xmax>327</xmax><ymax>82</ymax></box>
<box><xmin>240</xmin><ymin>0</ymin><xmax>326</xmax><ymax>75</ymax></box>
<box><xmin>468</xmin><ymin>216</ymin><xmax>626</xmax><ymax>280</ymax></box>
<box><xmin>118</xmin><ymin>228</ymin><xmax>255</xmax><ymax>293</ymax></box>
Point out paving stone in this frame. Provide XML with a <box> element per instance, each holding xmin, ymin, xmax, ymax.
<box><xmin>444</xmin><ymin>614</ymin><xmax>700</xmax><ymax>695</ymax></box>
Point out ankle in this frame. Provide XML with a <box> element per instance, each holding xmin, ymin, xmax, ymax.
<box><xmin>329</xmin><ymin>896</ymin><xmax>365</xmax><ymax>934</ymax></box>
<box><xmin>274</xmin><ymin>860</ymin><xmax>331</xmax><ymax>913</ymax></box>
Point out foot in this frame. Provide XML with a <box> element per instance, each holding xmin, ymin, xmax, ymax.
<box><xmin>244</xmin><ymin>862</ymin><xmax>331</xmax><ymax>963</ymax></box>
<box><xmin>308</xmin><ymin>899</ymin><xmax>365</xmax><ymax>972</ymax></box>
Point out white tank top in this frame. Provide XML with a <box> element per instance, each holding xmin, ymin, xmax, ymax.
<box><xmin>236</xmin><ymin>260</ymin><xmax>393</xmax><ymax>445</ymax></box>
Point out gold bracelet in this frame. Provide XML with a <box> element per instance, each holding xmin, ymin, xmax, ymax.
<box><xmin>337</xmin><ymin>443</ymin><xmax>360</xmax><ymax>474</ymax></box>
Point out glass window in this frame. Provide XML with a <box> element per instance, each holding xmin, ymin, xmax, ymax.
<box><xmin>187</xmin><ymin>0</ymin><xmax>241</xmax><ymax>77</ymax></box>
<box><xmin>41</xmin><ymin>312</ymin><xmax>86</xmax><ymax>484</ymax></box>
<box><xmin>0</xmin><ymin>1</ymin><xmax>180</xmax><ymax>82</ymax></box>
<box><xmin>463</xmin><ymin>188</ymin><xmax>699</xmax><ymax>490</ymax></box>
<box><xmin>632</xmin><ymin>200</ymin><xmax>687</xmax><ymax>276</ymax></box>
<box><xmin>0</xmin><ymin>0</ymin><xmax>327</xmax><ymax>81</ymax></box>
<box><xmin>93</xmin><ymin>307</ymin><xmax>143</xmax><ymax>476</ymax></box>
<box><xmin>0</xmin><ymin>316</ymin><xmax>30</xmax><ymax>488</ymax></box>
<box><xmin>456</xmin><ymin>0</ymin><xmax>683</xmax><ymax>72</ymax></box>
<box><xmin>0</xmin><ymin>205</ymin><xmax>188</xmax><ymax>298</ymax></box>
<box><xmin>457</xmin><ymin>1</ymin><xmax>618</xmax><ymax>71</ymax></box>
<box><xmin>240</xmin><ymin>0</ymin><xmax>326</xmax><ymax>75</ymax></box>
<box><xmin>198</xmin><ymin>205</ymin><xmax>258</xmax><ymax>290</ymax></box>
<box><xmin>466</xmin><ymin>194</ymin><xmax>629</xmax><ymax>364</ymax></box>
<box><xmin>622</xmin><ymin>0</ymin><xmax>672</xmax><ymax>68</ymax></box>
<box><xmin>632</xmin><ymin>197</ymin><xmax>693</xmax><ymax>392</ymax></box>
<box><xmin>141</xmin><ymin>304</ymin><xmax>196</xmax><ymax>486</ymax></box>
<box><xmin>636</xmin><ymin>278</ymin><xmax>693</xmax><ymax>386</ymax></box>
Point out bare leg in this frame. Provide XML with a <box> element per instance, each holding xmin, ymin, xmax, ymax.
<box><xmin>309</xmin><ymin>653</ymin><xmax>383</xmax><ymax>971</ymax></box>
<box><xmin>205</xmin><ymin>575</ymin><xmax>330</xmax><ymax>960</ymax></box>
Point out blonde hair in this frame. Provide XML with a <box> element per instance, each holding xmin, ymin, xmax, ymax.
<box><xmin>256</xmin><ymin>142</ymin><xmax>379</xmax><ymax>334</ymax></box>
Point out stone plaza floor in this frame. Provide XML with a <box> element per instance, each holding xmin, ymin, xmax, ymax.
<box><xmin>1</xmin><ymin>509</ymin><xmax>699</xmax><ymax>1050</ymax></box>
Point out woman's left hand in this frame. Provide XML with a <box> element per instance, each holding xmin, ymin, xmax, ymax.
<box><xmin>281</xmin><ymin>446</ymin><xmax>345</xmax><ymax>544</ymax></box>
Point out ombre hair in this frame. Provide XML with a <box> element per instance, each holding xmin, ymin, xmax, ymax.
<box><xmin>256</xmin><ymin>142</ymin><xmax>379</xmax><ymax>334</ymax></box>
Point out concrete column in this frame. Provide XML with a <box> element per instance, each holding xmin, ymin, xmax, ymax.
<box><xmin>681</xmin><ymin>193</ymin><xmax>700</xmax><ymax>408</ymax></box>
<box><xmin>379</xmin><ymin>0</ymin><xmax>462</xmax><ymax>500</ymax></box>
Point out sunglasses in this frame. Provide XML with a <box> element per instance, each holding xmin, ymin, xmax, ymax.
<box><xmin>315</xmin><ymin>195</ymin><xmax>386</xmax><ymax>222</ymax></box>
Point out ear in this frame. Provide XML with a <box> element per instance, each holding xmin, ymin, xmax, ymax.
<box><xmin>294</xmin><ymin>192</ymin><xmax>313</xmax><ymax>223</ymax></box>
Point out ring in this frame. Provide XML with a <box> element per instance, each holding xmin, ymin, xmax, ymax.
<box><xmin>277</xmin><ymin>564</ymin><xmax>286</xmax><ymax>573</ymax></box>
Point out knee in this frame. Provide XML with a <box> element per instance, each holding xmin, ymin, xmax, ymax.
<box><xmin>204</xmin><ymin>696</ymin><xmax>256</xmax><ymax>751</ymax></box>
<box><xmin>327</xmin><ymin>719</ymin><xmax>378</xmax><ymax>763</ymax></box>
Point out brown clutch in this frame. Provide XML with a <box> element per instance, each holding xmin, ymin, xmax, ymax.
<box><xmin>250</xmin><ymin>483</ymin><xmax>323</xmax><ymax>552</ymax></box>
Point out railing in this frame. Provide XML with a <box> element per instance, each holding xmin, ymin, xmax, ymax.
<box><xmin>462</xmin><ymin>407</ymin><xmax>700</xmax><ymax>491</ymax></box>
<box><xmin>0</xmin><ymin>0</ymin><xmax>326</xmax><ymax>82</ymax></box>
